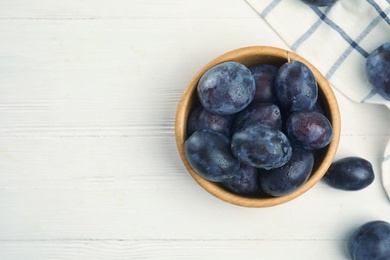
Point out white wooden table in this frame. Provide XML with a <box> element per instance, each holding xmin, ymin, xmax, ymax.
<box><xmin>0</xmin><ymin>1</ymin><xmax>389</xmax><ymax>259</ymax></box>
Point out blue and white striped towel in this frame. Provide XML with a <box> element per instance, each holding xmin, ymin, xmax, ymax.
<box><xmin>245</xmin><ymin>0</ymin><xmax>390</xmax><ymax>197</ymax></box>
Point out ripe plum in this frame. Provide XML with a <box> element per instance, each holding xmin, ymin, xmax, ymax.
<box><xmin>221</xmin><ymin>164</ymin><xmax>259</xmax><ymax>195</ymax></box>
<box><xmin>187</xmin><ymin>105</ymin><xmax>233</xmax><ymax>137</ymax></box>
<box><xmin>232</xmin><ymin>103</ymin><xmax>282</xmax><ymax>133</ymax></box>
<box><xmin>197</xmin><ymin>61</ymin><xmax>255</xmax><ymax>115</ymax></box>
<box><xmin>323</xmin><ymin>157</ymin><xmax>374</xmax><ymax>190</ymax></box>
<box><xmin>301</xmin><ymin>0</ymin><xmax>338</xmax><ymax>6</ymax></box>
<box><xmin>366</xmin><ymin>42</ymin><xmax>390</xmax><ymax>100</ymax></box>
<box><xmin>185</xmin><ymin>129</ymin><xmax>240</xmax><ymax>182</ymax></box>
<box><xmin>348</xmin><ymin>220</ymin><xmax>390</xmax><ymax>260</ymax></box>
<box><xmin>231</xmin><ymin>123</ymin><xmax>292</xmax><ymax>170</ymax></box>
<box><xmin>259</xmin><ymin>148</ymin><xmax>314</xmax><ymax>197</ymax></box>
<box><xmin>275</xmin><ymin>60</ymin><xmax>318</xmax><ymax>112</ymax></box>
<box><xmin>286</xmin><ymin>110</ymin><xmax>333</xmax><ymax>150</ymax></box>
<box><xmin>248</xmin><ymin>64</ymin><xmax>278</xmax><ymax>103</ymax></box>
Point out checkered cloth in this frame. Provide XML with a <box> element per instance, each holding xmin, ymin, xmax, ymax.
<box><xmin>245</xmin><ymin>0</ymin><xmax>390</xmax><ymax>196</ymax></box>
<box><xmin>246</xmin><ymin>0</ymin><xmax>390</xmax><ymax>107</ymax></box>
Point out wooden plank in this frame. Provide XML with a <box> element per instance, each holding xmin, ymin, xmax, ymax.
<box><xmin>0</xmin><ymin>19</ymin><xmax>388</xmax><ymax>139</ymax></box>
<box><xmin>0</xmin><ymin>240</ymin><xmax>348</xmax><ymax>260</ymax></box>
<box><xmin>0</xmin><ymin>135</ymin><xmax>386</xmax><ymax>189</ymax></box>
<box><xmin>0</xmin><ymin>0</ymin><xmax>258</xmax><ymax>19</ymax></box>
<box><xmin>0</xmin><ymin>136</ymin><xmax>388</xmax><ymax>241</ymax></box>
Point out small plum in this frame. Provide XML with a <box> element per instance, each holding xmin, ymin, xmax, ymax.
<box><xmin>259</xmin><ymin>148</ymin><xmax>314</xmax><ymax>197</ymax></box>
<box><xmin>366</xmin><ymin>42</ymin><xmax>390</xmax><ymax>100</ymax></box>
<box><xmin>197</xmin><ymin>61</ymin><xmax>255</xmax><ymax>115</ymax></box>
<box><xmin>301</xmin><ymin>0</ymin><xmax>339</xmax><ymax>6</ymax></box>
<box><xmin>348</xmin><ymin>220</ymin><xmax>390</xmax><ymax>260</ymax></box>
<box><xmin>323</xmin><ymin>157</ymin><xmax>374</xmax><ymax>191</ymax></box>
<box><xmin>221</xmin><ymin>164</ymin><xmax>259</xmax><ymax>195</ymax></box>
<box><xmin>275</xmin><ymin>60</ymin><xmax>318</xmax><ymax>112</ymax></box>
<box><xmin>187</xmin><ymin>105</ymin><xmax>233</xmax><ymax>137</ymax></box>
<box><xmin>185</xmin><ymin>129</ymin><xmax>240</xmax><ymax>182</ymax></box>
<box><xmin>231</xmin><ymin>123</ymin><xmax>292</xmax><ymax>170</ymax></box>
<box><xmin>286</xmin><ymin>110</ymin><xmax>333</xmax><ymax>150</ymax></box>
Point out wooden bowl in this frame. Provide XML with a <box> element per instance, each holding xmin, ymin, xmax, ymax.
<box><xmin>175</xmin><ymin>46</ymin><xmax>341</xmax><ymax>207</ymax></box>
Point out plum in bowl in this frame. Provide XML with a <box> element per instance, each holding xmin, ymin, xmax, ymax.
<box><xmin>175</xmin><ymin>46</ymin><xmax>341</xmax><ymax>207</ymax></box>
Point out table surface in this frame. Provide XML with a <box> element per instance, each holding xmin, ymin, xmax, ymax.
<box><xmin>0</xmin><ymin>1</ymin><xmax>389</xmax><ymax>259</ymax></box>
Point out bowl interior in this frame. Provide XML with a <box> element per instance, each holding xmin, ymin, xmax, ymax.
<box><xmin>175</xmin><ymin>46</ymin><xmax>340</xmax><ymax>207</ymax></box>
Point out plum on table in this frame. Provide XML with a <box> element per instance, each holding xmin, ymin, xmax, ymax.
<box><xmin>323</xmin><ymin>157</ymin><xmax>374</xmax><ymax>191</ymax></box>
<box><xmin>301</xmin><ymin>0</ymin><xmax>339</xmax><ymax>6</ymax></box>
<box><xmin>366</xmin><ymin>42</ymin><xmax>390</xmax><ymax>100</ymax></box>
<box><xmin>348</xmin><ymin>220</ymin><xmax>390</xmax><ymax>260</ymax></box>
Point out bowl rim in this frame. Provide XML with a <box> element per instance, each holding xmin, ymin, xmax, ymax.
<box><xmin>175</xmin><ymin>45</ymin><xmax>341</xmax><ymax>207</ymax></box>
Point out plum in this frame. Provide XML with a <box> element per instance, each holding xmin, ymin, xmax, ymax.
<box><xmin>366</xmin><ymin>42</ymin><xmax>390</xmax><ymax>100</ymax></box>
<box><xmin>259</xmin><ymin>148</ymin><xmax>314</xmax><ymax>197</ymax></box>
<box><xmin>301</xmin><ymin>0</ymin><xmax>339</xmax><ymax>6</ymax></box>
<box><xmin>197</xmin><ymin>61</ymin><xmax>255</xmax><ymax>115</ymax></box>
<box><xmin>286</xmin><ymin>110</ymin><xmax>333</xmax><ymax>150</ymax></box>
<box><xmin>185</xmin><ymin>129</ymin><xmax>240</xmax><ymax>182</ymax></box>
<box><xmin>348</xmin><ymin>220</ymin><xmax>390</xmax><ymax>260</ymax></box>
<box><xmin>323</xmin><ymin>157</ymin><xmax>374</xmax><ymax>191</ymax></box>
<box><xmin>275</xmin><ymin>60</ymin><xmax>318</xmax><ymax>112</ymax></box>
<box><xmin>231</xmin><ymin>123</ymin><xmax>292</xmax><ymax>170</ymax></box>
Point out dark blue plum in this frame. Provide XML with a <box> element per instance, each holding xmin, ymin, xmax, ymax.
<box><xmin>197</xmin><ymin>61</ymin><xmax>255</xmax><ymax>115</ymax></box>
<box><xmin>286</xmin><ymin>110</ymin><xmax>333</xmax><ymax>150</ymax></box>
<box><xmin>301</xmin><ymin>0</ymin><xmax>338</xmax><ymax>6</ymax></box>
<box><xmin>258</xmin><ymin>148</ymin><xmax>314</xmax><ymax>197</ymax></box>
<box><xmin>187</xmin><ymin>105</ymin><xmax>233</xmax><ymax>137</ymax></box>
<box><xmin>275</xmin><ymin>60</ymin><xmax>318</xmax><ymax>112</ymax></box>
<box><xmin>232</xmin><ymin>103</ymin><xmax>282</xmax><ymax>133</ymax></box>
<box><xmin>221</xmin><ymin>164</ymin><xmax>259</xmax><ymax>195</ymax></box>
<box><xmin>248</xmin><ymin>64</ymin><xmax>279</xmax><ymax>103</ymax></box>
<box><xmin>366</xmin><ymin>42</ymin><xmax>390</xmax><ymax>100</ymax></box>
<box><xmin>323</xmin><ymin>157</ymin><xmax>374</xmax><ymax>191</ymax></box>
<box><xmin>185</xmin><ymin>129</ymin><xmax>240</xmax><ymax>182</ymax></box>
<box><xmin>348</xmin><ymin>220</ymin><xmax>390</xmax><ymax>260</ymax></box>
<box><xmin>231</xmin><ymin>123</ymin><xmax>292</xmax><ymax>170</ymax></box>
